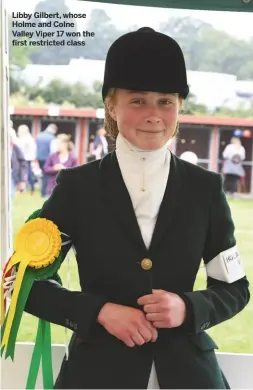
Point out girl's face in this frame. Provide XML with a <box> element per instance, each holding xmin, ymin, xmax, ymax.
<box><xmin>107</xmin><ymin>89</ymin><xmax>181</xmax><ymax>150</ymax></box>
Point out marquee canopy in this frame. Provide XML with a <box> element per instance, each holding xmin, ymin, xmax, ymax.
<box><xmin>82</xmin><ymin>0</ymin><xmax>253</xmax><ymax>13</ymax></box>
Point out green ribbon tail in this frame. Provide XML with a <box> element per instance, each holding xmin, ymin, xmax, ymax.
<box><xmin>1</xmin><ymin>310</ymin><xmax>8</xmax><ymax>356</ymax></box>
<box><xmin>4</xmin><ymin>268</ymin><xmax>35</xmax><ymax>360</ymax></box>
<box><xmin>41</xmin><ymin>321</ymin><xmax>54</xmax><ymax>389</ymax></box>
<box><xmin>26</xmin><ymin>320</ymin><xmax>43</xmax><ymax>389</ymax></box>
<box><xmin>26</xmin><ymin>320</ymin><xmax>53</xmax><ymax>390</ymax></box>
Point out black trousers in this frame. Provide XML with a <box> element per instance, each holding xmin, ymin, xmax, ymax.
<box><xmin>38</xmin><ymin>160</ymin><xmax>48</xmax><ymax>197</ymax></box>
<box><xmin>224</xmin><ymin>174</ymin><xmax>240</xmax><ymax>193</ymax></box>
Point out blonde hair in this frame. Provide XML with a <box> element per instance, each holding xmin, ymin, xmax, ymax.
<box><xmin>104</xmin><ymin>88</ymin><xmax>180</xmax><ymax>140</ymax></box>
<box><xmin>104</xmin><ymin>88</ymin><xmax>118</xmax><ymax>139</ymax></box>
<box><xmin>57</xmin><ymin>133</ymin><xmax>73</xmax><ymax>152</ymax></box>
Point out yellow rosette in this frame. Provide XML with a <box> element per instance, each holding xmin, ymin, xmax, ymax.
<box><xmin>1</xmin><ymin>218</ymin><xmax>61</xmax><ymax>349</ymax></box>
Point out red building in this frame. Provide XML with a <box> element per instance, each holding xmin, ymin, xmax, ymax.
<box><xmin>10</xmin><ymin>107</ymin><xmax>253</xmax><ymax>193</ymax></box>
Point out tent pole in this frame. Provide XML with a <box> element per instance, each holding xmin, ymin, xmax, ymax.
<box><xmin>0</xmin><ymin>0</ymin><xmax>12</xmax><ymax>270</ymax></box>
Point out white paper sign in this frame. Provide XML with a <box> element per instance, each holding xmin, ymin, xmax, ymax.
<box><xmin>206</xmin><ymin>246</ymin><xmax>245</xmax><ymax>283</ymax></box>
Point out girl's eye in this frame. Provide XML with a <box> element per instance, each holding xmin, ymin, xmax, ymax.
<box><xmin>159</xmin><ymin>100</ymin><xmax>172</xmax><ymax>105</ymax></box>
<box><xmin>130</xmin><ymin>99</ymin><xmax>173</xmax><ymax>105</ymax></box>
<box><xmin>130</xmin><ymin>99</ymin><xmax>145</xmax><ymax>104</ymax></box>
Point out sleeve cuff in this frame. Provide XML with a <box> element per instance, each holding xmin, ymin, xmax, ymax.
<box><xmin>74</xmin><ymin>293</ymin><xmax>108</xmax><ymax>341</ymax></box>
<box><xmin>177</xmin><ymin>293</ymin><xmax>195</xmax><ymax>332</ymax></box>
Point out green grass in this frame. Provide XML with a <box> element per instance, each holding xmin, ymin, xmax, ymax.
<box><xmin>11</xmin><ymin>191</ymin><xmax>253</xmax><ymax>353</ymax></box>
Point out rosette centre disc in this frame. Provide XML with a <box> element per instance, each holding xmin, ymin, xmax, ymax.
<box><xmin>26</xmin><ymin>231</ymin><xmax>50</xmax><ymax>256</ymax></box>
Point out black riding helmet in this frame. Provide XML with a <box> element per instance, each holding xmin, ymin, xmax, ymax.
<box><xmin>102</xmin><ymin>27</ymin><xmax>189</xmax><ymax>100</ymax></box>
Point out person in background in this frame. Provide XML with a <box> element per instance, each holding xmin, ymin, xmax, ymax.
<box><xmin>222</xmin><ymin>137</ymin><xmax>246</xmax><ymax>195</ymax></box>
<box><xmin>16</xmin><ymin>124</ymin><xmax>37</xmax><ymax>195</ymax></box>
<box><xmin>179</xmin><ymin>151</ymin><xmax>198</xmax><ymax>165</ymax></box>
<box><xmin>50</xmin><ymin>128</ymin><xmax>62</xmax><ymax>154</ymax></box>
<box><xmin>87</xmin><ymin>135</ymin><xmax>96</xmax><ymax>162</ymax></box>
<box><xmin>43</xmin><ymin>133</ymin><xmax>78</xmax><ymax>196</ymax></box>
<box><xmin>9</xmin><ymin>127</ymin><xmax>27</xmax><ymax>200</ymax></box>
<box><xmin>36</xmin><ymin>123</ymin><xmax>58</xmax><ymax>197</ymax></box>
<box><xmin>93</xmin><ymin>127</ymin><xmax>108</xmax><ymax>159</ymax></box>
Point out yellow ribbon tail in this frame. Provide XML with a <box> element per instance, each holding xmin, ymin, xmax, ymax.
<box><xmin>3</xmin><ymin>254</ymin><xmax>19</xmax><ymax>277</ymax></box>
<box><xmin>1</xmin><ymin>259</ymin><xmax>29</xmax><ymax>349</ymax></box>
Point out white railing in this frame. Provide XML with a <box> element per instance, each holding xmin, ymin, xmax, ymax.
<box><xmin>1</xmin><ymin>343</ymin><xmax>253</xmax><ymax>389</ymax></box>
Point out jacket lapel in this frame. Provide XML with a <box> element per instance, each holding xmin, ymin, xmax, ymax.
<box><xmin>149</xmin><ymin>154</ymin><xmax>186</xmax><ymax>252</ymax></box>
<box><xmin>99</xmin><ymin>151</ymin><xmax>147</xmax><ymax>252</ymax></box>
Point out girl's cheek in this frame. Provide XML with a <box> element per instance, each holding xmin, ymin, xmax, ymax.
<box><xmin>163</xmin><ymin>107</ymin><xmax>179</xmax><ymax>123</ymax></box>
<box><xmin>119</xmin><ymin>109</ymin><xmax>141</xmax><ymax>127</ymax></box>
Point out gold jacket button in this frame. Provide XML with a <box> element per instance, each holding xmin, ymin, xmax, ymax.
<box><xmin>141</xmin><ymin>258</ymin><xmax>152</xmax><ymax>270</ymax></box>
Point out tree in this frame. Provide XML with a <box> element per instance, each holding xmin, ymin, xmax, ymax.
<box><xmin>159</xmin><ymin>17</ymin><xmax>211</xmax><ymax>70</ymax></box>
<box><xmin>8</xmin><ymin>15</ymin><xmax>38</xmax><ymax>93</ymax></box>
<box><xmin>9</xmin><ymin>40</ymin><xmax>32</xmax><ymax>69</ymax></box>
<box><xmin>159</xmin><ymin>16</ymin><xmax>253</xmax><ymax>80</ymax></box>
<box><xmin>25</xmin><ymin>82</ymin><xmax>44</xmax><ymax>101</ymax></box>
<box><xmin>40</xmin><ymin>79</ymin><xmax>72</xmax><ymax>104</ymax></box>
<box><xmin>237</xmin><ymin>60</ymin><xmax>253</xmax><ymax>80</ymax></box>
<box><xmin>214</xmin><ymin>102</ymin><xmax>253</xmax><ymax>118</ymax></box>
<box><xmin>23</xmin><ymin>78</ymin><xmax>104</xmax><ymax>108</ymax></box>
<box><xmin>9</xmin><ymin>72</ymin><xmax>21</xmax><ymax>94</ymax></box>
<box><xmin>181</xmin><ymin>90</ymin><xmax>208</xmax><ymax>115</ymax></box>
<box><xmin>93</xmin><ymin>80</ymin><xmax>103</xmax><ymax>94</ymax></box>
<box><xmin>28</xmin><ymin>0</ymin><xmax>81</xmax><ymax>64</ymax></box>
<box><xmin>83</xmin><ymin>9</ymin><xmax>122</xmax><ymax>60</ymax></box>
<box><xmin>197</xmin><ymin>28</ymin><xmax>251</xmax><ymax>76</ymax></box>
<box><xmin>68</xmin><ymin>81</ymin><xmax>103</xmax><ymax>108</ymax></box>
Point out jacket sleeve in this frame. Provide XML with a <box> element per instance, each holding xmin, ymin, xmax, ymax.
<box><xmin>43</xmin><ymin>154</ymin><xmax>57</xmax><ymax>175</ymax></box>
<box><xmin>182</xmin><ymin>173</ymin><xmax>250</xmax><ymax>334</ymax></box>
<box><xmin>24</xmin><ymin>169</ymin><xmax>108</xmax><ymax>341</ymax></box>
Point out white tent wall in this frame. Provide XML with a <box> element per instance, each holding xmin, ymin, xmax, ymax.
<box><xmin>0</xmin><ymin>0</ymin><xmax>12</xmax><ymax>271</ymax></box>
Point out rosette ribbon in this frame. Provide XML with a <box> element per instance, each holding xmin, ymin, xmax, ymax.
<box><xmin>1</xmin><ymin>209</ymin><xmax>69</xmax><ymax>389</ymax></box>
